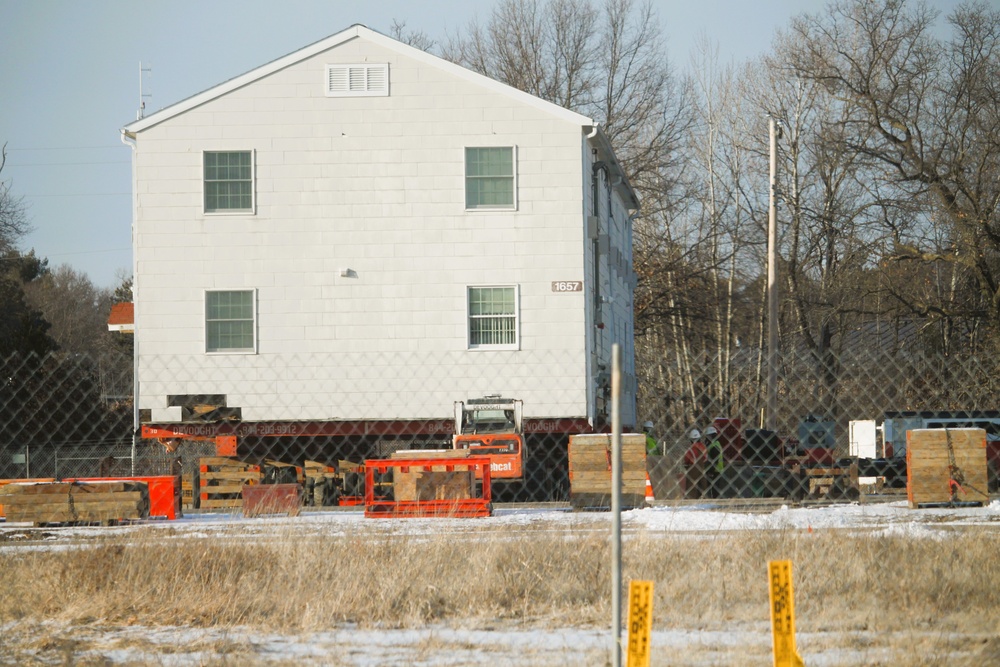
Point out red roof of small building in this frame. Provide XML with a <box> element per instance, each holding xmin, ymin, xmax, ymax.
<box><xmin>108</xmin><ymin>302</ymin><xmax>134</xmax><ymax>332</ymax></box>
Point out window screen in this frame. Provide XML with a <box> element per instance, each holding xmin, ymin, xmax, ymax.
<box><xmin>465</xmin><ymin>147</ymin><xmax>515</xmax><ymax>209</ymax></box>
<box><xmin>204</xmin><ymin>151</ymin><xmax>253</xmax><ymax>213</ymax></box>
<box><xmin>206</xmin><ymin>290</ymin><xmax>255</xmax><ymax>352</ymax></box>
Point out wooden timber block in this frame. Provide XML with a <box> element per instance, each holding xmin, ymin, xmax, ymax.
<box><xmin>71</xmin><ymin>481</ymin><xmax>148</xmax><ymax>523</ymax></box>
<box><xmin>338</xmin><ymin>460</ymin><xmax>364</xmax><ymax>474</ymax></box>
<box><xmin>0</xmin><ymin>479</ymin><xmax>57</xmax><ymax>518</ymax></box>
<box><xmin>3</xmin><ymin>490</ymin><xmax>74</xmax><ymax>523</ymax></box>
<box><xmin>390</xmin><ymin>451</ymin><xmax>475</xmax><ymax>502</ymax></box>
<box><xmin>198</xmin><ymin>456</ymin><xmax>251</xmax><ymax>467</ymax></box>
<box><xmin>304</xmin><ymin>460</ymin><xmax>335</xmax><ymax>475</ymax></box>
<box><xmin>0</xmin><ymin>482</ymin><xmax>75</xmax><ymax>497</ymax></box>
<box><xmin>0</xmin><ymin>481</ymin><xmax>148</xmax><ymax>524</ymax></box>
<box><xmin>907</xmin><ymin>428</ymin><xmax>989</xmax><ymax>508</ymax></box>
<box><xmin>568</xmin><ymin>434</ymin><xmax>647</xmax><ymax>509</ymax></box>
<box><xmin>391</xmin><ymin>449</ymin><xmax>472</xmax><ymax>460</ymax></box>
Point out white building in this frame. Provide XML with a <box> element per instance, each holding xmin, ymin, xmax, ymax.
<box><xmin>122</xmin><ymin>24</ymin><xmax>638</xmax><ymax>433</ymax></box>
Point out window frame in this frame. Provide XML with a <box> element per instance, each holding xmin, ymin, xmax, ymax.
<box><xmin>204</xmin><ymin>288</ymin><xmax>258</xmax><ymax>354</ymax></box>
<box><xmin>467</xmin><ymin>285</ymin><xmax>519</xmax><ymax>351</ymax></box>
<box><xmin>325</xmin><ymin>63</ymin><xmax>390</xmax><ymax>97</ymax></box>
<box><xmin>464</xmin><ymin>146</ymin><xmax>517</xmax><ymax>211</ymax></box>
<box><xmin>203</xmin><ymin>150</ymin><xmax>256</xmax><ymax>215</ymax></box>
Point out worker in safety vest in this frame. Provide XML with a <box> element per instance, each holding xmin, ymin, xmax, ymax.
<box><xmin>683</xmin><ymin>428</ymin><xmax>706</xmax><ymax>498</ymax></box>
<box><xmin>704</xmin><ymin>426</ymin><xmax>724</xmax><ymax>497</ymax></box>
<box><xmin>642</xmin><ymin>421</ymin><xmax>658</xmax><ymax>456</ymax></box>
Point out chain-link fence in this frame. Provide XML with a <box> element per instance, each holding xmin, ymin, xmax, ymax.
<box><xmin>2</xmin><ymin>347</ymin><xmax>998</xmax><ymax>511</ymax></box>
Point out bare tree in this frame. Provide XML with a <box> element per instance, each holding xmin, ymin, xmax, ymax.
<box><xmin>22</xmin><ymin>264</ymin><xmax>115</xmax><ymax>356</ymax></box>
<box><xmin>443</xmin><ymin>0</ymin><xmax>600</xmax><ymax>109</ymax></box>
<box><xmin>0</xmin><ymin>143</ymin><xmax>31</xmax><ymax>255</ymax></box>
<box><xmin>388</xmin><ymin>19</ymin><xmax>436</xmax><ymax>52</ymax></box>
<box><xmin>782</xmin><ymin>0</ymin><xmax>1000</xmax><ymax>345</ymax></box>
<box><xmin>443</xmin><ymin>0</ymin><xmax>690</xmax><ymax>196</ymax></box>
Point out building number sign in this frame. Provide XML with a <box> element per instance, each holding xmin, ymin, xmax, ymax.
<box><xmin>551</xmin><ymin>281</ymin><xmax>583</xmax><ymax>292</ymax></box>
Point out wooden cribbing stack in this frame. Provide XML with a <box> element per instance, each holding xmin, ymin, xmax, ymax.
<box><xmin>198</xmin><ymin>457</ymin><xmax>261</xmax><ymax>509</ymax></box>
<box><xmin>390</xmin><ymin>449</ymin><xmax>475</xmax><ymax>502</ymax></box>
<box><xmin>907</xmin><ymin>428</ymin><xmax>989</xmax><ymax>508</ymax></box>
<box><xmin>568</xmin><ymin>433</ymin><xmax>648</xmax><ymax>510</ymax></box>
<box><xmin>0</xmin><ymin>481</ymin><xmax>149</xmax><ymax>525</ymax></box>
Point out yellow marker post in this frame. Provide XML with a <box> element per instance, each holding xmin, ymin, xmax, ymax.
<box><xmin>626</xmin><ymin>580</ymin><xmax>653</xmax><ymax>667</ymax></box>
<box><xmin>768</xmin><ymin>560</ymin><xmax>805</xmax><ymax>667</ymax></box>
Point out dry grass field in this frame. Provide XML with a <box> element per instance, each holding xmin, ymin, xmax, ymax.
<box><xmin>1</xmin><ymin>505</ymin><xmax>999</xmax><ymax>665</ymax></box>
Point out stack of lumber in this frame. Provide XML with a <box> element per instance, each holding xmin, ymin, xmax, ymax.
<box><xmin>568</xmin><ymin>433</ymin><xmax>647</xmax><ymax>509</ymax></box>
<box><xmin>0</xmin><ymin>479</ymin><xmax>56</xmax><ymax>518</ymax></box>
<box><xmin>390</xmin><ymin>449</ymin><xmax>474</xmax><ymax>502</ymax></box>
<box><xmin>907</xmin><ymin>428</ymin><xmax>989</xmax><ymax>508</ymax></box>
<box><xmin>0</xmin><ymin>481</ymin><xmax>149</xmax><ymax>525</ymax></box>
<box><xmin>198</xmin><ymin>457</ymin><xmax>261</xmax><ymax>509</ymax></box>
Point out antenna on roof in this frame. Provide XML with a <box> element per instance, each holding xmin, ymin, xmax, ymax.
<box><xmin>137</xmin><ymin>62</ymin><xmax>152</xmax><ymax>120</ymax></box>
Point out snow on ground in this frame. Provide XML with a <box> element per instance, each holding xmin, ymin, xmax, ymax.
<box><xmin>3</xmin><ymin>499</ymin><xmax>999</xmax><ymax>665</ymax></box>
<box><xmin>6</xmin><ymin>496</ymin><xmax>1000</xmax><ymax>544</ymax></box>
<box><xmin>631</xmin><ymin>497</ymin><xmax>1000</xmax><ymax>534</ymax></box>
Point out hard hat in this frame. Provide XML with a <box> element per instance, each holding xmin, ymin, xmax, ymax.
<box><xmin>705</xmin><ymin>426</ymin><xmax>718</xmax><ymax>436</ymax></box>
<box><xmin>643</xmin><ymin>421</ymin><xmax>654</xmax><ymax>431</ymax></box>
<box><xmin>689</xmin><ymin>428</ymin><xmax>701</xmax><ymax>440</ymax></box>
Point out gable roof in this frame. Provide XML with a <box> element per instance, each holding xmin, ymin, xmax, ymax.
<box><xmin>107</xmin><ymin>302</ymin><xmax>134</xmax><ymax>333</ymax></box>
<box><xmin>123</xmin><ymin>24</ymin><xmax>594</xmax><ymax>134</ymax></box>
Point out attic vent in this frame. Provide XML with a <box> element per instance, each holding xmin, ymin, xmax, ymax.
<box><xmin>325</xmin><ymin>63</ymin><xmax>389</xmax><ymax>97</ymax></box>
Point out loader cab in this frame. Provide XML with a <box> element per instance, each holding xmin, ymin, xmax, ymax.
<box><xmin>453</xmin><ymin>396</ymin><xmax>524</xmax><ymax>480</ymax></box>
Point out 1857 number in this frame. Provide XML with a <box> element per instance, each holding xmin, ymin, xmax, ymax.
<box><xmin>551</xmin><ymin>281</ymin><xmax>582</xmax><ymax>292</ymax></box>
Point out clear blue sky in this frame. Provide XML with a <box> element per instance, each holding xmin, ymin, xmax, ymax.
<box><xmin>0</xmin><ymin>0</ymin><xmax>959</xmax><ymax>289</ymax></box>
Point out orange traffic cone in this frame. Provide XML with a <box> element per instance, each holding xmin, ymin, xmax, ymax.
<box><xmin>645</xmin><ymin>473</ymin><xmax>655</xmax><ymax>503</ymax></box>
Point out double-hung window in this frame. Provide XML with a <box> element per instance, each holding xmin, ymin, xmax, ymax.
<box><xmin>206</xmin><ymin>289</ymin><xmax>256</xmax><ymax>353</ymax></box>
<box><xmin>465</xmin><ymin>147</ymin><xmax>516</xmax><ymax>210</ymax></box>
<box><xmin>468</xmin><ymin>286</ymin><xmax>518</xmax><ymax>349</ymax></box>
<box><xmin>204</xmin><ymin>150</ymin><xmax>254</xmax><ymax>213</ymax></box>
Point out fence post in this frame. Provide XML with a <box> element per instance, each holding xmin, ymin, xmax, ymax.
<box><xmin>611</xmin><ymin>343</ymin><xmax>623</xmax><ymax>667</ymax></box>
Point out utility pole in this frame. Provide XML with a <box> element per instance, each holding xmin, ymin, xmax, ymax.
<box><xmin>767</xmin><ymin>116</ymin><xmax>779</xmax><ymax>432</ymax></box>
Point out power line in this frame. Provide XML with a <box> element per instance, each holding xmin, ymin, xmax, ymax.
<box><xmin>5</xmin><ymin>145</ymin><xmax>125</xmax><ymax>151</ymax></box>
<box><xmin>41</xmin><ymin>247</ymin><xmax>132</xmax><ymax>258</ymax></box>
<box><xmin>25</xmin><ymin>192</ymin><xmax>131</xmax><ymax>198</ymax></box>
<box><xmin>10</xmin><ymin>160</ymin><xmax>131</xmax><ymax>167</ymax></box>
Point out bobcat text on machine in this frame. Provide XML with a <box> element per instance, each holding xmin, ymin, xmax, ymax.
<box><xmin>452</xmin><ymin>396</ymin><xmax>524</xmax><ymax>481</ymax></box>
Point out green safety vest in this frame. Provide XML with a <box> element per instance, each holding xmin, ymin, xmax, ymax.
<box><xmin>645</xmin><ymin>434</ymin><xmax>657</xmax><ymax>455</ymax></box>
<box><xmin>707</xmin><ymin>439</ymin><xmax>724</xmax><ymax>473</ymax></box>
